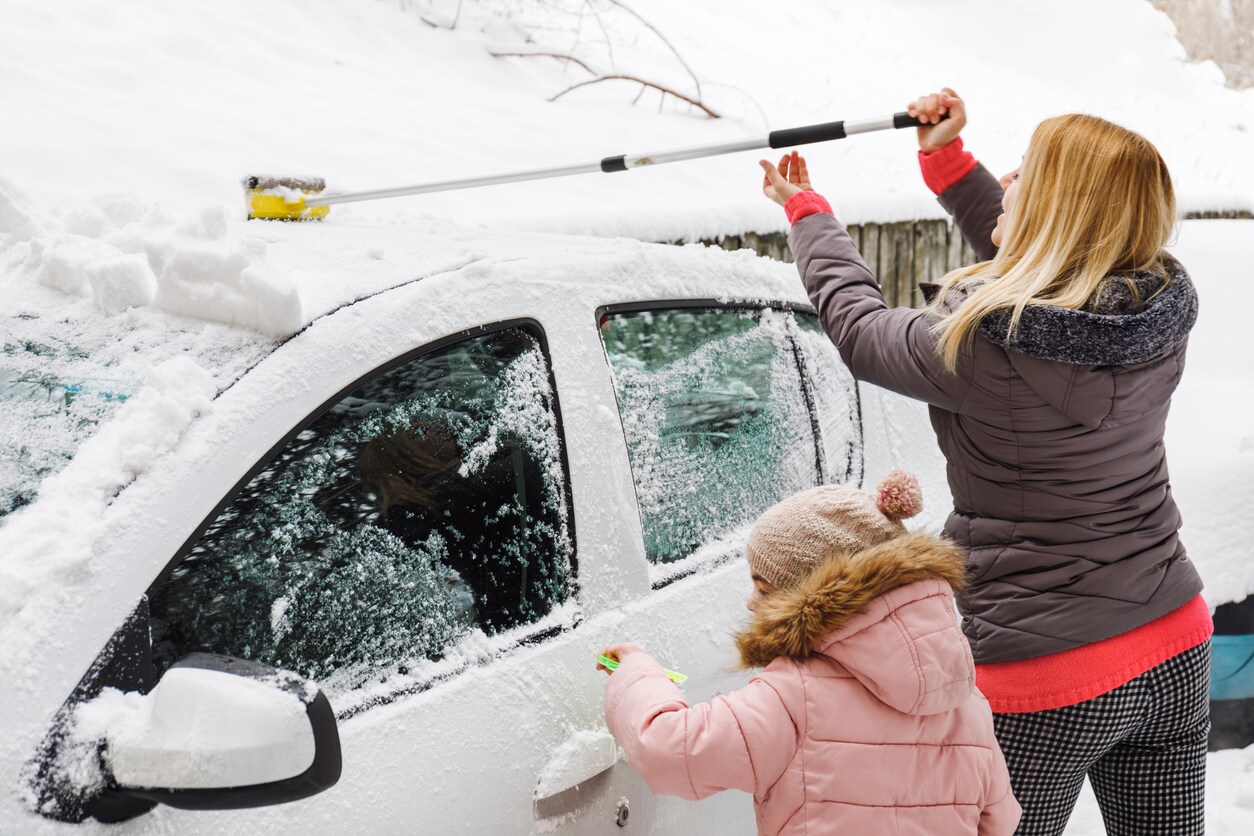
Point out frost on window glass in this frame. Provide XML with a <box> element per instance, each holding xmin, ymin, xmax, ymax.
<box><xmin>1</xmin><ymin>316</ymin><xmax>272</xmax><ymax>522</ymax></box>
<box><xmin>600</xmin><ymin>308</ymin><xmax>821</xmax><ymax>565</ymax></box>
<box><xmin>793</xmin><ymin>313</ymin><xmax>863</xmax><ymax>486</ymax></box>
<box><xmin>150</xmin><ymin>327</ymin><xmax>573</xmax><ymax>693</ymax></box>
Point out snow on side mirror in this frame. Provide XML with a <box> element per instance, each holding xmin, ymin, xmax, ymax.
<box><xmin>78</xmin><ymin>654</ymin><xmax>340</xmax><ymax>820</ymax></box>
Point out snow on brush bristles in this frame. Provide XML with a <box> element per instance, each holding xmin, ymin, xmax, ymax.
<box><xmin>875</xmin><ymin>469</ymin><xmax>922</xmax><ymax>520</ymax></box>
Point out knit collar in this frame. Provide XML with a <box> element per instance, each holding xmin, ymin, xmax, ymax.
<box><xmin>921</xmin><ymin>255</ymin><xmax>1198</xmax><ymax>366</ymax></box>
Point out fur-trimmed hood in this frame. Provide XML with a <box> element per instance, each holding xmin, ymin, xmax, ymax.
<box><xmin>737</xmin><ymin>532</ymin><xmax>974</xmax><ymax>716</ymax></box>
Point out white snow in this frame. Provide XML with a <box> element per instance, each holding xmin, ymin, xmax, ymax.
<box><xmin>71</xmin><ymin>669</ymin><xmax>313</xmax><ymax>792</ymax></box>
<box><xmin>533</xmin><ymin>728</ymin><xmax>621</xmax><ymax>801</ymax></box>
<box><xmin>0</xmin><ymin>356</ymin><xmax>216</xmax><ymax>620</ymax></box>
<box><xmin>0</xmin><ymin>0</ymin><xmax>1252</xmax><ymax>832</ymax></box>
<box><xmin>104</xmin><ymin>668</ymin><xmax>313</xmax><ymax>790</ymax></box>
<box><xmin>1163</xmin><ymin>220</ymin><xmax>1254</xmax><ymax>609</ymax></box>
<box><xmin>84</xmin><ymin>253</ymin><xmax>158</xmax><ymax>314</ymax></box>
<box><xmin>0</xmin><ymin>0</ymin><xmax>1250</xmax><ymax>245</ymax></box>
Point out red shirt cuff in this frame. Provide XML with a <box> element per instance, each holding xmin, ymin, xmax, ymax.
<box><xmin>918</xmin><ymin>136</ymin><xmax>978</xmax><ymax>195</ymax></box>
<box><xmin>785</xmin><ymin>191</ymin><xmax>833</xmax><ymax>226</ymax></box>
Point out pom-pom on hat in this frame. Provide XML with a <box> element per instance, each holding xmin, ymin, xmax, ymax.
<box><xmin>746</xmin><ymin>471</ymin><xmax>923</xmax><ymax>591</ymax></box>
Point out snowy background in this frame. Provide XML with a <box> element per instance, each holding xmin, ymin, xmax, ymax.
<box><xmin>2</xmin><ymin>0</ymin><xmax>1254</xmax><ymax>832</ymax></box>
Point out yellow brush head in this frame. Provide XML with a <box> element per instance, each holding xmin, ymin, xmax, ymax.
<box><xmin>243</xmin><ymin>175</ymin><xmax>329</xmax><ymax>221</ymax></box>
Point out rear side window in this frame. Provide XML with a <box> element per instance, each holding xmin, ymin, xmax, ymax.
<box><xmin>150</xmin><ymin>325</ymin><xmax>574</xmax><ymax>695</ymax></box>
<box><xmin>599</xmin><ymin>307</ymin><xmax>861</xmax><ymax>572</ymax></box>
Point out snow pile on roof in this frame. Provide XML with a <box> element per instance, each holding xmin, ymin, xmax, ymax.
<box><xmin>0</xmin><ymin>0</ymin><xmax>1250</xmax><ymax>244</ymax></box>
<box><xmin>1</xmin><ymin>177</ymin><xmax>300</xmax><ymax>336</ymax></box>
<box><xmin>1</xmin><ymin>176</ymin><xmax>286</xmax><ymax>524</ymax></box>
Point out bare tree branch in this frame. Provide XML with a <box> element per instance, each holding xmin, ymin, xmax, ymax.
<box><xmin>490</xmin><ymin>50</ymin><xmax>597</xmax><ymax>76</ymax></box>
<box><xmin>604</xmin><ymin>0</ymin><xmax>702</xmax><ymax>100</ymax></box>
<box><xmin>583</xmin><ymin>0</ymin><xmax>616</xmax><ymax>66</ymax></box>
<box><xmin>483</xmin><ymin>1</ymin><xmax>718</xmax><ymax>117</ymax></box>
<box><xmin>549</xmin><ymin>74</ymin><xmax>719</xmax><ymax>118</ymax></box>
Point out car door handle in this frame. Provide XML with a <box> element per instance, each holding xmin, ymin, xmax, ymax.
<box><xmin>534</xmin><ymin>729</ymin><xmax>620</xmax><ymax>805</ymax></box>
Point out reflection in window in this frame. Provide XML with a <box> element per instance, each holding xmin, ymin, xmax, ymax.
<box><xmin>601</xmin><ymin>308</ymin><xmax>857</xmax><ymax>565</ymax></box>
<box><xmin>150</xmin><ymin>327</ymin><xmax>573</xmax><ymax>692</ymax></box>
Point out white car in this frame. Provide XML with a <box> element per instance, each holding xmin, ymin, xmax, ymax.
<box><xmin>0</xmin><ymin>215</ymin><xmax>949</xmax><ymax>834</ymax></box>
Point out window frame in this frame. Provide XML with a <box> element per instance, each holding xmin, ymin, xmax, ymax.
<box><xmin>594</xmin><ymin>299</ymin><xmax>864</xmax><ymax>588</ymax></box>
<box><xmin>143</xmin><ymin>317</ymin><xmax>580</xmax><ymax>717</ymax></box>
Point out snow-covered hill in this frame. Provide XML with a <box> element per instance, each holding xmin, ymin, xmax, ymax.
<box><xmin>1</xmin><ymin>0</ymin><xmax>1251</xmax><ymax>241</ymax></box>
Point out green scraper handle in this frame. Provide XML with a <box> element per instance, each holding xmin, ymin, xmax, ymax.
<box><xmin>598</xmin><ymin>654</ymin><xmax>688</xmax><ymax>684</ymax></box>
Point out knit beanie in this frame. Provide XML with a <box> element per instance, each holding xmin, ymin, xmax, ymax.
<box><xmin>746</xmin><ymin>471</ymin><xmax>923</xmax><ymax>591</ymax></box>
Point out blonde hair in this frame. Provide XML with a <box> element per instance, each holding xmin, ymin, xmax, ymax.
<box><xmin>929</xmin><ymin>114</ymin><xmax>1177</xmax><ymax>372</ymax></box>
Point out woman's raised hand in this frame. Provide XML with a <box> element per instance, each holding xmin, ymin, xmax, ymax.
<box><xmin>908</xmin><ymin>87</ymin><xmax>966</xmax><ymax>154</ymax></box>
<box><xmin>759</xmin><ymin>151</ymin><xmax>813</xmax><ymax>207</ymax></box>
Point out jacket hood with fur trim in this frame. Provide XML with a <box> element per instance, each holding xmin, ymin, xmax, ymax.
<box><xmin>737</xmin><ymin>532</ymin><xmax>974</xmax><ymax>716</ymax></box>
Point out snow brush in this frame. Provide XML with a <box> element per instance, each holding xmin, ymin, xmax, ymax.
<box><xmin>244</xmin><ymin>109</ymin><xmax>943</xmax><ymax>221</ymax></box>
<box><xmin>597</xmin><ymin>654</ymin><xmax>687</xmax><ymax>684</ymax></box>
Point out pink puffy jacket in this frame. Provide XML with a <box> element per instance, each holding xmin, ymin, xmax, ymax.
<box><xmin>605</xmin><ymin>533</ymin><xmax>1021</xmax><ymax>835</ymax></box>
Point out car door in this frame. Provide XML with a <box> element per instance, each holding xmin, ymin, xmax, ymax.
<box><xmin>136</xmin><ymin>317</ymin><xmax>656</xmax><ymax>834</ymax></box>
<box><xmin>591</xmin><ymin>302</ymin><xmax>865</xmax><ymax>832</ymax></box>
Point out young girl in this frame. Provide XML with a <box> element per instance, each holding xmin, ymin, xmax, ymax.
<box><xmin>599</xmin><ymin>474</ymin><xmax>1020</xmax><ymax>835</ymax></box>
<box><xmin>758</xmin><ymin>91</ymin><xmax>1212</xmax><ymax>835</ymax></box>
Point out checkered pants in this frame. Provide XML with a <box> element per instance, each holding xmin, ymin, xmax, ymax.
<box><xmin>992</xmin><ymin>641</ymin><xmax>1211</xmax><ymax>836</ymax></box>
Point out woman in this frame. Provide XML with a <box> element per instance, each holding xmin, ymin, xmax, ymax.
<box><xmin>758</xmin><ymin>89</ymin><xmax>1212</xmax><ymax>836</ymax></box>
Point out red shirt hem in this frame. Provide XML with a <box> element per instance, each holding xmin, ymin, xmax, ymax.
<box><xmin>976</xmin><ymin>595</ymin><xmax>1213</xmax><ymax>714</ymax></box>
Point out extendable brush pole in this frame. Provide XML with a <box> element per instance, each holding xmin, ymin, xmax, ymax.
<box><xmin>245</xmin><ymin>110</ymin><xmax>940</xmax><ymax>220</ymax></box>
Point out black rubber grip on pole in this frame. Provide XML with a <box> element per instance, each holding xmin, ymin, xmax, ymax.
<box><xmin>893</xmin><ymin>111</ymin><xmax>949</xmax><ymax>129</ymax></box>
<box><xmin>768</xmin><ymin>121</ymin><xmax>846</xmax><ymax>149</ymax></box>
<box><xmin>601</xmin><ymin>155</ymin><xmax>628</xmax><ymax>173</ymax></box>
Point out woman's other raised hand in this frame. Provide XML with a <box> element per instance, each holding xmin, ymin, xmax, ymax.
<box><xmin>908</xmin><ymin>87</ymin><xmax>966</xmax><ymax>154</ymax></box>
<box><xmin>759</xmin><ymin>151</ymin><xmax>813</xmax><ymax>207</ymax></box>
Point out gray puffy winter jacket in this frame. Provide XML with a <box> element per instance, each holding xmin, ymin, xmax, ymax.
<box><xmin>788</xmin><ymin>163</ymin><xmax>1203</xmax><ymax>664</ymax></box>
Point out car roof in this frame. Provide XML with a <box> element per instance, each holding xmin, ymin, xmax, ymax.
<box><xmin>257</xmin><ymin>217</ymin><xmax>804</xmax><ymax>326</ymax></box>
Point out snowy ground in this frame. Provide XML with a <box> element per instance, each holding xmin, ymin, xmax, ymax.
<box><xmin>3</xmin><ymin>0</ymin><xmax>1254</xmax><ymax>832</ymax></box>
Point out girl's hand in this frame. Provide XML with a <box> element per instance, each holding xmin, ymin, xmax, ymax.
<box><xmin>908</xmin><ymin>87</ymin><xmax>966</xmax><ymax>154</ymax></box>
<box><xmin>759</xmin><ymin>151</ymin><xmax>812</xmax><ymax>207</ymax></box>
<box><xmin>597</xmin><ymin>643</ymin><xmax>644</xmax><ymax>674</ymax></box>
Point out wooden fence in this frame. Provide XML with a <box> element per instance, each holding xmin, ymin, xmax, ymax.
<box><xmin>703</xmin><ymin>220</ymin><xmax>973</xmax><ymax>308</ymax></box>
<box><xmin>701</xmin><ymin>209</ymin><xmax>1251</xmax><ymax>309</ymax></box>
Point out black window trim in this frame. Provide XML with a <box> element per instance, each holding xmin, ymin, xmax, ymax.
<box><xmin>141</xmin><ymin>317</ymin><xmax>580</xmax><ymax>718</ymax></box>
<box><xmin>594</xmin><ymin>298</ymin><xmax>864</xmax><ymax>589</ymax></box>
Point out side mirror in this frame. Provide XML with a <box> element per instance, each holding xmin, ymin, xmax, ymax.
<box><xmin>88</xmin><ymin>653</ymin><xmax>341</xmax><ymax>820</ymax></box>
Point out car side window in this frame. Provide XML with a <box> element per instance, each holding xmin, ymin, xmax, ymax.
<box><xmin>600</xmin><ymin>307</ymin><xmax>859</xmax><ymax>569</ymax></box>
<box><xmin>149</xmin><ymin>325</ymin><xmax>574</xmax><ymax>695</ymax></box>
